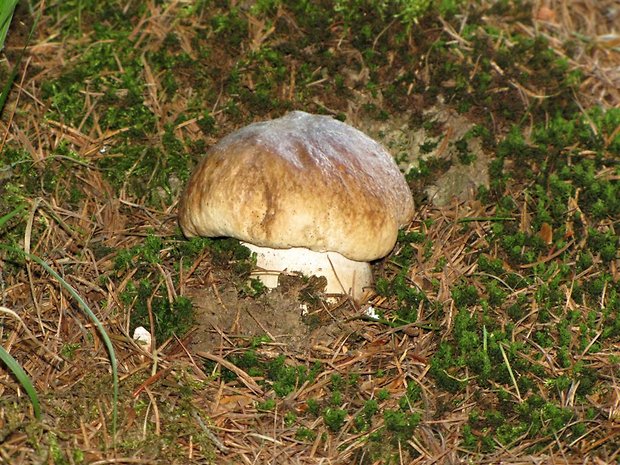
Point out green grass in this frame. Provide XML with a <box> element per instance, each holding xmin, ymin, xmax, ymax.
<box><xmin>1</xmin><ymin>245</ymin><xmax>120</xmax><ymax>436</ymax></box>
<box><xmin>0</xmin><ymin>331</ymin><xmax>41</xmax><ymax>420</ymax></box>
<box><xmin>0</xmin><ymin>1</ymin><xmax>21</xmax><ymax>114</ymax></box>
<box><xmin>0</xmin><ymin>2</ymin><xmax>44</xmax><ymax>115</ymax></box>
<box><xmin>0</xmin><ymin>0</ymin><xmax>17</xmax><ymax>52</ymax></box>
<box><xmin>0</xmin><ymin>207</ymin><xmax>41</xmax><ymax>421</ymax></box>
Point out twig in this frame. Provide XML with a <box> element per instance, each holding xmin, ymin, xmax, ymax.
<box><xmin>192</xmin><ymin>410</ymin><xmax>230</xmax><ymax>453</ymax></box>
<box><xmin>195</xmin><ymin>351</ymin><xmax>264</xmax><ymax>395</ymax></box>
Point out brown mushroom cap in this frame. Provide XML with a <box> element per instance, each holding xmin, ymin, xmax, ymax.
<box><xmin>178</xmin><ymin>111</ymin><xmax>414</xmax><ymax>262</ymax></box>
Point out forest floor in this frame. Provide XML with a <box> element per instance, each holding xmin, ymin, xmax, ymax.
<box><xmin>0</xmin><ymin>1</ymin><xmax>619</xmax><ymax>463</ymax></box>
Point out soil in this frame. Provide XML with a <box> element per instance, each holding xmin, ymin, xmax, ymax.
<box><xmin>186</xmin><ymin>274</ymin><xmax>360</xmax><ymax>355</ymax></box>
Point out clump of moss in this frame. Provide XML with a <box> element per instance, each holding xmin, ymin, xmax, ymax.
<box><xmin>113</xmin><ymin>232</ymin><xmax>259</xmax><ymax>341</ymax></box>
<box><xmin>437</xmin><ymin>67</ymin><xmax>619</xmax><ymax>453</ymax></box>
<box><xmin>120</xmin><ymin>280</ymin><xmax>193</xmax><ymax>342</ymax></box>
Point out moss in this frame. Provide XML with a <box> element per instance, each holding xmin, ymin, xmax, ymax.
<box><xmin>210</xmin><ymin>8</ymin><xmax>248</xmax><ymax>50</ymax></box>
<box><xmin>323</xmin><ymin>407</ymin><xmax>347</xmax><ymax>431</ymax></box>
<box><xmin>430</xmin><ymin>342</ymin><xmax>467</xmax><ymax>392</ymax></box>
<box><xmin>122</xmin><ymin>280</ymin><xmax>194</xmax><ymax>341</ymax></box>
<box><xmin>295</xmin><ymin>427</ymin><xmax>316</xmax><ymax>442</ymax></box>
<box><xmin>4</xmin><ymin>0</ymin><xmax>619</xmax><ymax>460</ymax></box>
<box><xmin>451</xmin><ymin>284</ymin><xmax>479</xmax><ymax>308</ymax></box>
<box><xmin>454</xmin><ymin>137</ymin><xmax>476</xmax><ymax>165</ymax></box>
<box><xmin>587</xmin><ymin>229</ymin><xmax>618</xmax><ymax>263</ymax></box>
<box><xmin>477</xmin><ymin>255</ymin><xmax>505</xmax><ymax>275</ymax></box>
<box><xmin>383</xmin><ymin>409</ymin><xmax>421</xmax><ymax>441</ymax></box>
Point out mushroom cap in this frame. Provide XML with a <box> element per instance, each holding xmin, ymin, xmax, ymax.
<box><xmin>178</xmin><ymin>111</ymin><xmax>414</xmax><ymax>261</ymax></box>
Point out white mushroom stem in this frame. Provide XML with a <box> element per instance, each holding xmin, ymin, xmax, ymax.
<box><xmin>242</xmin><ymin>243</ymin><xmax>372</xmax><ymax>301</ymax></box>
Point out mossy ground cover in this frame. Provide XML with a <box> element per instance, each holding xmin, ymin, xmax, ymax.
<box><xmin>0</xmin><ymin>0</ymin><xmax>619</xmax><ymax>463</ymax></box>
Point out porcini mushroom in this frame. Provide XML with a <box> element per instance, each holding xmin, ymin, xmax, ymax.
<box><xmin>178</xmin><ymin>111</ymin><xmax>414</xmax><ymax>301</ymax></box>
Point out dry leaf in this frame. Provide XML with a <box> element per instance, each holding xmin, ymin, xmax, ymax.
<box><xmin>539</xmin><ymin>222</ymin><xmax>553</xmax><ymax>245</ymax></box>
<box><xmin>535</xmin><ymin>6</ymin><xmax>556</xmax><ymax>22</ymax></box>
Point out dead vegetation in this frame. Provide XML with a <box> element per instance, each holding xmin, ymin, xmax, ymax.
<box><xmin>0</xmin><ymin>1</ymin><xmax>619</xmax><ymax>464</ymax></box>
<box><xmin>531</xmin><ymin>0</ymin><xmax>620</xmax><ymax>108</ymax></box>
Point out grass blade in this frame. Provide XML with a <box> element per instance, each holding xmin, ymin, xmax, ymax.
<box><xmin>0</xmin><ymin>1</ymin><xmax>40</xmax><ymax>116</ymax></box>
<box><xmin>0</xmin><ymin>205</ymin><xmax>25</xmax><ymax>229</ymax></box>
<box><xmin>0</xmin><ymin>344</ymin><xmax>41</xmax><ymax>419</ymax></box>
<box><xmin>0</xmin><ymin>0</ymin><xmax>17</xmax><ymax>51</ymax></box>
<box><xmin>0</xmin><ymin>244</ymin><xmax>119</xmax><ymax>435</ymax></box>
<box><xmin>499</xmin><ymin>342</ymin><xmax>522</xmax><ymax>402</ymax></box>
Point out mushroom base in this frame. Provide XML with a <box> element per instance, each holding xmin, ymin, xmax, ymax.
<box><xmin>242</xmin><ymin>243</ymin><xmax>372</xmax><ymax>301</ymax></box>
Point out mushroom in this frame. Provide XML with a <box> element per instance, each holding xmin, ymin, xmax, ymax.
<box><xmin>178</xmin><ymin>111</ymin><xmax>414</xmax><ymax>301</ymax></box>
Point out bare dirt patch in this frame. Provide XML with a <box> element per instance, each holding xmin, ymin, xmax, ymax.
<box><xmin>186</xmin><ymin>274</ymin><xmax>357</xmax><ymax>355</ymax></box>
